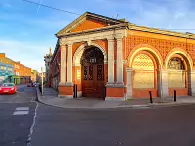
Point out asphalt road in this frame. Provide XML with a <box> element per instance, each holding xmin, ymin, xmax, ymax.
<box><xmin>31</xmin><ymin>104</ymin><xmax>195</xmax><ymax>146</ymax></box>
<box><xmin>1</xmin><ymin>85</ymin><xmax>195</xmax><ymax>146</ymax></box>
<box><xmin>0</xmin><ymin>85</ymin><xmax>37</xmax><ymax>146</ymax></box>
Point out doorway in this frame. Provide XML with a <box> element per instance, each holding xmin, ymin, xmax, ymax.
<box><xmin>81</xmin><ymin>47</ymin><xmax>105</xmax><ymax>99</ymax></box>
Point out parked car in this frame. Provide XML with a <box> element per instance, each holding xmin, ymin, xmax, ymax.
<box><xmin>0</xmin><ymin>83</ymin><xmax>17</xmax><ymax>94</ymax></box>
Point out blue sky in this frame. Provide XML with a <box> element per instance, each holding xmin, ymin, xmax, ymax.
<box><xmin>0</xmin><ymin>0</ymin><xmax>195</xmax><ymax>72</ymax></box>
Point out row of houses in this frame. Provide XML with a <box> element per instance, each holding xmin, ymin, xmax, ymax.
<box><xmin>0</xmin><ymin>53</ymin><xmax>43</xmax><ymax>85</ymax></box>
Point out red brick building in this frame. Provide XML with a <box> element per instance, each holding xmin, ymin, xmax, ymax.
<box><xmin>0</xmin><ymin>53</ymin><xmax>32</xmax><ymax>84</ymax></box>
<box><xmin>50</xmin><ymin>12</ymin><xmax>195</xmax><ymax>100</ymax></box>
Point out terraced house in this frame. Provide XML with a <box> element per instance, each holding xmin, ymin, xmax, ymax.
<box><xmin>50</xmin><ymin>12</ymin><xmax>195</xmax><ymax>100</ymax></box>
<box><xmin>0</xmin><ymin>62</ymin><xmax>14</xmax><ymax>85</ymax></box>
<box><xmin>0</xmin><ymin>53</ymin><xmax>32</xmax><ymax>84</ymax></box>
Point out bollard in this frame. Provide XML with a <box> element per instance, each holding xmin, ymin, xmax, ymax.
<box><xmin>73</xmin><ymin>84</ymin><xmax>76</xmax><ymax>98</ymax></box>
<box><xmin>73</xmin><ymin>84</ymin><xmax>75</xmax><ymax>98</ymax></box>
<box><xmin>75</xmin><ymin>84</ymin><xmax>77</xmax><ymax>98</ymax></box>
<box><xmin>104</xmin><ymin>86</ymin><xmax>107</xmax><ymax>98</ymax></box>
<box><xmin>174</xmin><ymin>90</ymin><xmax>176</xmax><ymax>102</ymax></box>
<box><xmin>149</xmin><ymin>91</ymin><xmax>153</xmax><ymax>103</ymax></box>
<box><xmin>73</xmin><ymin>84</ymin><xmax>77</xmax><ymax>98</ymax></box>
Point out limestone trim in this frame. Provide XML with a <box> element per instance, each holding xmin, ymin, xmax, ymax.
<box><xmin>67</xmin><ymin>44</ymin><xmax>73</xmax><ymax>83</ymax></box>
<box><xmin>128</xmin><ymin>24</ymin><xmax>195</xmax><ymax>39</ymax></box>
<box><xmin>73</xmin><ymin>42</ymin><xmax>108</xmax><ymax>66</ymax></box>
<box><xmin>58</xmin><ymin>29</ymin><xmax>127</xmax><ymax>67</ymax></box>
<box><xmin>116</xmin><ymin>36</ymin><xmax>124</xmax><ymax>84</ymax></box>
<box><xmin>160</xmin><ymin>70</ymin><xmax>169</xmax><ymax>98</ymax></box>
<box><xmin>58</xmin><ymin>23</ymin><xmax>128</xmax><ymax>37</ymax></box>
<box><xmin>60</xmin><ymin>29</ymin><xmax>127</xmax><ymax>44</ymax></box>
<box><xmin>189</xmin><ymin>71</ymin><xmax>195</xmax><ymax>96</ymax></box>
<box><xmin>60</xmin><ymin>45</ymin><xmax>66</xmax><ymax>84</ymax></box>
<box><xmin>126</xmin><ymin>67</ymin><xmax>133</xmax><ymax>99</ymax></box>
<box><xmin>107</xmin><ymin>38</ymin><xmax>115</xmax><ymax>84</ymax></box>
<box><xmin>105</xmin><ymin>97</ymin><xmax>125</xmax><ymax>101</ymax></box>
<box><xmin>165</xmin><ymin>48</ymin><xmax>193</xmax><ymax>71</ymax></box>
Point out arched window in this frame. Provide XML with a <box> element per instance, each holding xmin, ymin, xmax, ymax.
<box><xmin>168</xmin><ymin>57</ymin><xmax>185</xmax><ymax>70</ymax></box>
<box><xmin>168</xmin><ymin>57</ymin><xmax>186</xmax><ymax>88</ymax></box>
<box><xmin>132</xmin><ymin>53</ymin><xmax>155</xmax><ymax>88</ymax></box>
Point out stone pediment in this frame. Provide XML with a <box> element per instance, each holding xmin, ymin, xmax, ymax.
<box><xmin>57</xmin><ymin>12</ymin><xmax>127</xmax><ymax>37</ymax></box>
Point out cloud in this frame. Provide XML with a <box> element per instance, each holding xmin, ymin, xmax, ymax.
<box><xmin>0</xmin><ymin>39</ymin><xmax>53</xmax><ymax>72</ymax></box>
<box><xmin>92</xmin><ymin>0</ymin><xmax>195</xmax><ymax>33</ymax></box>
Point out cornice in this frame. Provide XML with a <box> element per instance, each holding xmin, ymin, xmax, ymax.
<box><xmin>57</xmin><ymin>23</ymin><xmax>129</xmax><ymax>38</ymax></box>
<box><xmin>128</xmin><ymin>23</ymin><xmax>195</xmax><ymax>39</ymax></box>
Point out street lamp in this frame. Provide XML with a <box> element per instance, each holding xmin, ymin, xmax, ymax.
<box><xmin>41</xmin><ymin>67</ymin><xmax>44</xmax><ymax>95</ymax></box>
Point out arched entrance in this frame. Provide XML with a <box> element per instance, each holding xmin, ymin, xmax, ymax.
<box><xmin>167</xmin><ymin>54</ymin><xmax>190</xmax><ymax>96</ymax></box>
<box><xmin>80</xmin><ymin>46</ymin><xmax>105</xmax><ymax>99</ymax></box>
<box><xmin>130</xmin><ymin>50</ymin><xmax>160</xmax><ymax>98</ymax></box>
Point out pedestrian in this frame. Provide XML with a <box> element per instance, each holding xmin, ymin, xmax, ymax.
<box><xmin>39</xmin><ymin>84</ymin><xmax>42</xmax><ymax>93</ymax></box>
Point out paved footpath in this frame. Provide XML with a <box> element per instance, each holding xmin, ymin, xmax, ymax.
<box><xmin>37</xmin><ymin>87</ymin><xmax>195</xmax><ymax>109</ymax></box>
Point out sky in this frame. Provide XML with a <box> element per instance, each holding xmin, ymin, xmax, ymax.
<box><xmin>0</xmin><ymin>0</ymin><xmax>195</xmax><ymax>72</ymax></box>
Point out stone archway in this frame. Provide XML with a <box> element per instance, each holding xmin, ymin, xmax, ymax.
<box><xmin>73</xmin><ymin>42</ymin><xmax>107</xmax><ymax>67</ymax></box>
<box><xmin>128</xmin><ymin>45</ymin><xmax>163</xmax><ymax>67</ymax></box>
<box><xmin>72</xmin><ymin>42</ymin><xmax>107</xmax><ymax>98</ymax></box>
<box><xmin>165</xmin><ymin>49</ymin><xmax>192</xmax><ymax>96</ymax></box>
<box><xmin>127</xmin><ymin>46</ymin><xmax>162</xmax><ymax>98</ymax></box>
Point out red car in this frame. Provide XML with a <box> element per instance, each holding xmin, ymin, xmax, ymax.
<box><xmin>0</xmin><ymin>83</ymin><xmax>17</xmax><ymax>94</ymax></box>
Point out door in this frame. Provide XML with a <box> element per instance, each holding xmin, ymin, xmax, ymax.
<box><xmin>82</xmin><ymin>63</ymin><xmax>104</xmax><ymax>98</ymax></box>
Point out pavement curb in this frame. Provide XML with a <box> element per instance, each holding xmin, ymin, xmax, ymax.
<box><xmin>35</xmin><ymin>88</ymin><xmax>195</xmax><ymax>109</ymax></box>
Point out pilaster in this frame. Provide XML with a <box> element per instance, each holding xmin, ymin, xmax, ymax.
<box><xmin>67</xmin><ymin>43</ymin><xmax>73</xmax><ymax>84</ymax></box>
<box><xmin>189</xmin><ymin>71</ymin><xmax>195</xmax><ymax>96</ymax></box>
<box><xmin>59</xmin><ymin>43</ymin><xmax>66</xmax><ymax>85</ymax></box>
<box><xmin>106</xmin><ymin>38</ymin><xmax>115</xmax><ymax>85</ymax></box>
<box><xmin>126</xmin><ymin>68</ymin><xmax>133</xmax><ymax>99</ymax></box>
<box><xmin>116</xmin><ymin>36</ymin><xmax>124</xmax><ymax>85</ymax></box>
<box><xmin>161</xmin><ymin>70</ymin><xmax>169</xmax><ymax>97</ymax></box>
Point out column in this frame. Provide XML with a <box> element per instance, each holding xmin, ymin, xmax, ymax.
<box><xmin>126</xmin><ymin>68</ymin><xmax>133</xmax><ymax>99</ymax></box>
<box><xmin>66</xmin><ymin>43</ymin><xmax>73</xmax><ymax>85</ymax></box>
<box><xmin>116</xmin><ymin>37</ymin><xmax>124</xmax><ymax>85</ymax></box>
<box><xmin>107</xmin><ymin>38</ymin><xmax>114</xmax><ymax>85</ymax></box>
<box><xmin>59</xmin><ymin>44</ymin><xmax>66</xmax><ymax>85</ymax></box>
<box><xmin>189</xmin><ymin>71</ymin><xmax>195</xmax><ymax>96</ymax></box>
<box><xmin>161</xmin><ymin>70</ymin><xmax>169</xmax><ymax>97</ymax></box>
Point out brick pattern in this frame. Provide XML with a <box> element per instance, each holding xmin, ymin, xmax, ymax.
<box><xmin>132</xmin><ymin>54</ymin><xmax>154</xmax><ymax>69</ymax></box>
<box><xmin>126</xmin><ymin>36</ymin><xmax>195</xmax><ymax>62</ymax></box>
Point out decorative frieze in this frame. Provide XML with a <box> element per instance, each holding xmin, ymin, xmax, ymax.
<box><xmin>126</xmin><ymin>36</ymin><xmax>195</xmax><ymax>64</ymax></box>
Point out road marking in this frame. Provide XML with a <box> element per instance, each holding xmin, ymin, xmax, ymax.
<box><xmin>12</xmin><ymin>106</ymin><xmax>29</xmax><ymax>115</ymax></box>
<box><xmin>15</xmin><ymin>107</ymin><xmax>29</xmax><ymax>111</ymax></box>
<box><xmin>27</xmin><ymin>102</ymin><xmax>38</xmax><ymax>144</ymax></box>
<box><xmin>13</xmin><ymin>111</ymin><xmax>29</xmax><ymax>115</ymax></box>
